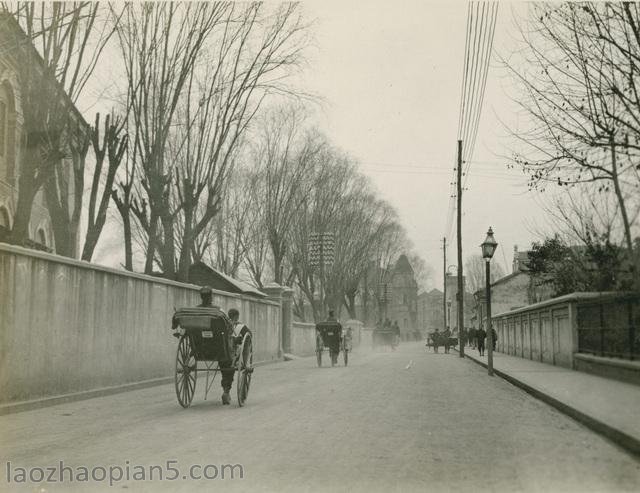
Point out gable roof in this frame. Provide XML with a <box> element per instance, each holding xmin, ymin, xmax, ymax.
<box><xmin>188</xmin><ymin>261</ymin><xmax>266</xmax><ymax>299</ymax></box>
<box><xmin>394</xmin><ymin>254</ymin><xmax>414</xmax><ymax>274</ymax></box>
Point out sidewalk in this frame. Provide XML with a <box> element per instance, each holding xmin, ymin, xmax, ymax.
<box><xmin>457</xmin><ymin>346</ymin><xmax>640</xmax><ymax>458</ymax></box>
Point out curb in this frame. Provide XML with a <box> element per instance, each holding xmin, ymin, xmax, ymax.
<box><xmin>457</xmin><ymin>349</ymin><xmax>640</xmax><ymax>458</ymax></box>
<box><xmin>0</xmin><ymin>377</ymin><xmax>173</xmax><ymax>416</ymax></box>
<box><xmin>0</xmin><ymin>358</ymin><xmax>282</xmax><ymax>416</ymax></box>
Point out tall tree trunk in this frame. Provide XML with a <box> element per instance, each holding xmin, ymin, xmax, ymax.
<box><xmin>177</xmin><ymin>206</ymin><xmax>194</xmax><ymax>281</ymax></box>
<box><xmin>112</xmin><ymin>186</ymin><xmax>134</xmax><ymax>271</ymax></box>
<box><xmin>160</xmin><ymin>212</ymin><xmax>176</xmax><ymax>279</ymax></box>
<box><xmin>609</xmin><ymin>136</ymin><xmax>638</xmax><ymax>288</ymax></box>
<box><xmin>9</xmin><ymin>173</ymin><xmax>39</xmax><ymax>246</ymax></box>
<box><xmin>144</xmin><ymin>212</ymin><xmax>158</xmax><ymax>274</ymax></box>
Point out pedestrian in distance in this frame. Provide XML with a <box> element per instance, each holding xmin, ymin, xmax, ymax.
<box><xmin>443</xmin><ymin>327</ymin><xmax>452</xmax><ymax>354</ymax></box>
<box><xmin>430</xmin><ymin>328</ymin><xmax>441</xmax><ymax>353</ymax></box>
<box><xmin>468</xmin><ymin>327</ymin><xmax>477</xmax><ymax>349</ymax></box>
<box><xmin>476</xmin><ymin>327</ymin><xmax>487</xmax><ymax>356</ymax></box>
<box><xmin>392</xmin><ymin>320</ymin><xmax>400</xmax><ymax>349</ymax></box>
<box><xmin>491</xmin><ymin>327</ymin><xmax>498</xmax><ymax>351</ymax></box>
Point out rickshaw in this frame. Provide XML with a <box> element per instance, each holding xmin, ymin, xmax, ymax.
<box><xmin>315</xmin><ymin>321</ymin><xmax>344</xmax><ymax>367</ymax></box>
<box><xmin>372</xmin><ymin>326</ymin><xmax>398</xmax><ymax>350</ymax></box>
<box><xmin>171</xmin><ymin>306</ymin><xmax>253</xmax><ymax>408</ymax></box>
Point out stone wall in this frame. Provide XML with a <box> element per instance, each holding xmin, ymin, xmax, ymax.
<box><xmin>0</xmin><ymin>243</ymin><xmax>281</xmax><ymax>404</ymax></box>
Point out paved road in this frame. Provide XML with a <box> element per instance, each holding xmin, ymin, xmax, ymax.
<box><xmin>1</xmin><ymin>343</ymin><xmax>638</xmax><ymax>493</ymax></box>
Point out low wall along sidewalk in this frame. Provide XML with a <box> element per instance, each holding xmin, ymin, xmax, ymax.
<box><xmin>0</xmin><ymin>243</ymin><xmax>282</xmax><ymax>405</ymax></box>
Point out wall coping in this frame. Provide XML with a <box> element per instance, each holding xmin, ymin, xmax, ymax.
<box><xmin>292</xmin><ymin>321</ymin><xmax>316</xmax><ymax>329</ymax></box>
<box><xmin>574</xmin><ymin>353</ymin><xmax>640</xmax><ymax>372</ymax></box>
<box><xmin>493</xmin><ymin>291</ymin><xmax>638</xmax><ymax>319</ymax></box>
<box><xmin>0</xmin><ymin>242</ymin><xmax>279</xmax><ymax>307</ymax></box>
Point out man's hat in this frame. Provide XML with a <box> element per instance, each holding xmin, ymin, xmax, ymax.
<box><xmin>200</xmin><ymin>286</ymin><xmax>213</xmax><ymax>295</ymax></box>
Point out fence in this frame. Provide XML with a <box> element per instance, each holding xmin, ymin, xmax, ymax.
<box><xmin>576</xmin><ymin>295</ymin><xmax>639</xmax><ymax>360</ymax></box>
<box><xmin>0</xmin><ymin>243</ymin><xmax>281</xmax><ymax>405</ymax></box>
<box><xmin>493</xmin><ymin>292</ymin><xmax>639</xmax><ymax>370</ymax></box>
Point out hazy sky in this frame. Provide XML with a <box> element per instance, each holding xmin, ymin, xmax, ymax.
<box><xmin>91</xmin><ymin>1</ymin><xmax>554</xmax><ymax>289</ymax></box>
<box><xmin>298</xmin><ymin>0</ymin><xmax>549</xmax><ymax>286</ymax></box>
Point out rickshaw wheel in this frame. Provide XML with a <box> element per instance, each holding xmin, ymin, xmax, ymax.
<box><xmin>175</xmin><ymin>334</ymin><xmax>197</xmax><ymax>408</ymax></box>
<box><xmin>343</xmin><ymin>349</ymin><xmax>348</xmax><ymax>366</ymax></box>
<box><xmin>316</xmin><ymin>349</ymin><xmax>322</xmax><ymax>367</ymax></box>
<box><xmin>237</xmin><ymin>337</ymin><xmax>253</xmax><ymax>407</ymax></box>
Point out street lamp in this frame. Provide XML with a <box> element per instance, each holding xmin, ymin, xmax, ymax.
<box><xmin>481</xmin><ymin>227</ymin><xmax>498</xmax><ymax>376</ymax></box>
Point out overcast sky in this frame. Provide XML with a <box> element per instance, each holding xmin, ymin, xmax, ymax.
<box><xmin>297</xmin><ymin>0</ymin><xmax>550</xmax><ymax>287</ymax></box>
<box><xmin>91</xmin><ymin>1</ymin><xmax>555</xmax><ymax>290</ymax></box>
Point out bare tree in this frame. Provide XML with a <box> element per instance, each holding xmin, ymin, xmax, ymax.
<box><xmin>81</xmin><ymin>113</ymin><xmax>127</xmax><ymax>261</ymax></box>
<box><xmin>249</xmin><ymin>107</ymin><xmax>323</xmax><ymax>284</ymax></box>
<box><xmin>507</xmin><ymin>2</ymin><xmax>640</xmax><ymax>285</ymax></box>
<box><xmin>116</xmin><ymin>3</ymin><xmax>309</xmax><ymax>280</ymax></box>
<box><xmin>464</xmin><ymin>253</ymin><xmax>506</xmax><ymax>294</ymax></box>
<box><xmin>115</xmin><ymin>2</ymin><xmax>227</xmax><ymax>276</ymax></box>
<box><xmin>4</xmin><ymin>2</ymin><xmax>116</xmax><ymax>256</ymax></box>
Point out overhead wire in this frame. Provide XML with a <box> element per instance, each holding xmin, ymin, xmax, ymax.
<box><xmin>445</xmin><ymin>1</ymin><xmax>499</xmax><ymax>247</ymax></box>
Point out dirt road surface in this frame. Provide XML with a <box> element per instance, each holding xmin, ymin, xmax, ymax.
<box><xmin>1</xmin><ymin>342</ymin><xmax>638</xmax><ymax>492</ymax></box>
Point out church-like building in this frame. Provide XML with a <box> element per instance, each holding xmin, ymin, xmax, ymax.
<box><xmin>385</xmin><ymin>254</ymin><xmax>419</xmax><ymax>340</ymax></box>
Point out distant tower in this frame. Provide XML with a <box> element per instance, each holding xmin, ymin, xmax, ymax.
<box><xmin>388</xmin><ymin>254</ymin><xmax>418</xmax><ymax>340</ymax></box>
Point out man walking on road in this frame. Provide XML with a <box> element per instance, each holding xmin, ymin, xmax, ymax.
<box><xmin>476</xmin><ymin>327</ymin><xmax>486</xmax><ymax>356</ymax></box>
<box><xmin>219</xmin><ymin>308</ymin><xmax>252</xmax><ymax>405</ymax></box>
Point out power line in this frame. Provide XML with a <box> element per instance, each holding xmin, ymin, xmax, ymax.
<box><xmin>444</xmin><ymin>1</ymin><xmax>499</xmax><ymax>246</ymax></box>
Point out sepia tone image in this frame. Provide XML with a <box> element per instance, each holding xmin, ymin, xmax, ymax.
<box><xmin>0</xmin><ymin>1</ymin><xmax>639</xmax><ymax>492</ymax></box>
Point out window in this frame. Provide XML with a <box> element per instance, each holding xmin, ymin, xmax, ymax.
<box><xmin>37</xmin><ymin>229</ymin><xmax>47</xmax><ymax>247</ymax></box>
<box><xmin>0</xmin><ymin>207</ymin><xmax>9</xmax><ymax>228</ymax></box>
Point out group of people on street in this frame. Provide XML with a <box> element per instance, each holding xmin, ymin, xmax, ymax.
<box><xmin>426</xmin><ymin>326</ymin><xmax>497</xmax><ymax>357</ymax></box>
<box><xmin>425</xmin><ymin>327</ymin><xmax>453</xmax><ymax>353</ymax></box>
<box><xmin>460</xmin><ymin>326</ymin><xmax>497</xmax><ymax>357</ymax></box>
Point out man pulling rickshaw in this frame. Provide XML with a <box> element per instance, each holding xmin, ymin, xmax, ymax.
<box><xmin>171</xmin><ymin>286</ymin><xmax>253</xmax><ymax>407</ymax></box>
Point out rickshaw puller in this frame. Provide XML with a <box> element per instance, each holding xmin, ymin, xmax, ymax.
<box><xmin>219</xmin><ymin>308</ymin><xmax>252</xmax><ymax>405</ymax></box>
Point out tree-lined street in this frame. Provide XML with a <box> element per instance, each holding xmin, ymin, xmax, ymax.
<box><xmin>1</xmin><ymin>344</ymin><xmax>638</xmax><ymax>492</ymax></box>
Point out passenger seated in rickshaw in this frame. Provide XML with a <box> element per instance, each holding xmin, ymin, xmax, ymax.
<box><xmin>182</xmin><ymin>286</ymin><xmax>251</xmax><ymax>406</ymax></box>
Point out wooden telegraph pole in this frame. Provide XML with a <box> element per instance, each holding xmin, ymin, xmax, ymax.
<box><xmin>457</xmin><ymin>139</ymin><xmax>465</xmax><ymax>358</ymax></box>
<box><xmin>442</xmin><ymin>236</ymin><xmax>447</xmax><ymax>333</ymax></box>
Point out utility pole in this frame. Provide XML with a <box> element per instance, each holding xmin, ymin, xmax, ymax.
<box><xmin>457</xmin><ymin>139</ymin><xmax>465</xmax><ymax>358</ymax></box>
<box><xmin>442</xmin><ymin>236</ymin><xmax>447</xmax><ymax>333</ymax></box>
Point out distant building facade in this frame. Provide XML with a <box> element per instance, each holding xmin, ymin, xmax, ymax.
<box><xmin>473</xmin><ymin>245</ymin><xmax>542</xmax><ymax>329</ymax></box>
<box><xmin>417</xmin><ymin>288</ymin><xmax>444</xmax><ymax>334</ymax></box>
<box><xmin>386</xmin><ymin>254</ymin><xmax>418</xmax><ymax>340</ymax></box>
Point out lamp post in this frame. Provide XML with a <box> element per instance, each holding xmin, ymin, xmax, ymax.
<box><xmin>481</xmin><ymin>227</ymin><xmax>498</xmax><ymax>376</ymax></box>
